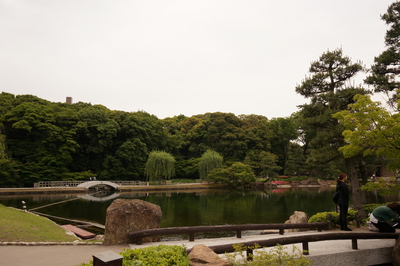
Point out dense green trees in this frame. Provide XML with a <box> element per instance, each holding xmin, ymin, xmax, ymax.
<box><xmin>0</xmin><ymin>94</ymin><xmax>301</xmax><ymax>187</ymax></box>
<box><xmin>365</xmin><ymin>1</ymin><xmax>400</xmax><ymax>106</ymax></box>
<box><xmin>0</xmin><ymin>94</ymin><xmax>173</xmax><ymax>186</ymax></box>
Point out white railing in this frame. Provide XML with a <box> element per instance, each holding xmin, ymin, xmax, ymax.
<box><xmin>34</xmin><ymin>180</ymin><xmax>146</xmax><ymax>188</ymax></box>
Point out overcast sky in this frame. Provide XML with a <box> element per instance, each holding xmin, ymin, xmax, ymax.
<box><xmin>0</xmin><ymin>0</ymin><xmax>395</xmax><ymax>119</ymax></box>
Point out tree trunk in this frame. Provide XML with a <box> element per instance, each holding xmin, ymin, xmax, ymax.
<box><xmin>346</xmin><ymin>157</ymin><xmax>365</xmax><ymax>222</ymax></box>
<box><xmin>357</xmin><ymin>158</ymin><xmax>368</xmax><ymax>185</ymax></box>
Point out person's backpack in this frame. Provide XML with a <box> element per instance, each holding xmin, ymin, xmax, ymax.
<box><xmin>332</xmin><ymin>191</ymin><xmax>339</xmax><ymax>204</ymax></box>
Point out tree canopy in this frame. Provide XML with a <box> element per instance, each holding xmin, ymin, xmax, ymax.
<box><xmin>334</xmin><ymin>94</ymin><xmax>400</xmax><ymax>170</ymax></box>
<box><xmin>365</xmin><ymin>1</ymin><xmax>400</xmax><ymax>106</ymax></box>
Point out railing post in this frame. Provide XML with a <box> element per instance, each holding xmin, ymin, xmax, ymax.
<box><xmin>246</xmin><ymin>247</ymin><xmax>253</xmax><ymax>261</ymax></box>
<box><xmin>237</xmin><ymin>230</ymin><xmax>242</xmax><ymax>238</ymax></box>
<box><xmin>189</xmin><ymin>232</ymin><xmax>195</xmax><ymax>241</ymax></box>
<box><xmin>351</xmin><ymin>238</ymin><xmax>358</xmax><ymax>249</ymax></box>
<box><xmin>279</xmin><ymin>228</ymin><xmax>284</xmax><ymax>235</ymax></box>
<box><xmin>302</xmin><ymin>242</ymin><xmax>309</xmax><ymax>255</ymax></box>
<box><xmin>326</xmin><ymin>213</ymin><xmax>332</xmax><ymax>230</ymax></box>
<box><xmin>356</xmin><ymin>212</ymin><xmax>361</xmax><ymax>228</ymax></box>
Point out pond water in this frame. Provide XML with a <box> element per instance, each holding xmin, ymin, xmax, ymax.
<box><xmin>0</xmin><ymin>187</ymin><xmax>396</xmax><ymax>230</ymax></box>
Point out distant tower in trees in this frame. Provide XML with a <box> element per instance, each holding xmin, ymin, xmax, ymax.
<box><xmin>66</xmin><ymin>97</ymin><xmax>73</xmax><ymax>104</ymax></box>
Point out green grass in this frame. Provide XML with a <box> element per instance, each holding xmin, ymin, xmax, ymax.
<box><xmin>0</xmin><ymin>204</ymin><xmax>77</xmax><ymax>242</ymax></box>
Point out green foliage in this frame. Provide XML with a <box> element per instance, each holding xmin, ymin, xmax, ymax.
<box><xmin>308</xmin><ymin>203</ymin><xmax>400</xmax><ymax>226</ymax></box>
<box><xmin>77</xmin><ymin>245</ymin><xmax>189</xmax><ymax>266</ymax></box>
<box><xmin>361</xmin><ymin>177</ymin><xmax>400</xmax><ymax>196</ymax></box>
<box><xmin>175</xmin><ymin>157</ymin><xmax>200</xmax><ymax>180</ymax></box>
<box><xmin>199</xmin><ymin>149</ymin><xmax>223</xmax><ymax>180</ymax></box>
<box><xmin>365</xmin><ymin>2</ymin><xmax>400</xmax><ymax>105</ymax></box>
<box><xmin>334</xmin><ymin>94</ymin><xmax>400</xmax><ymax>171</ymax></box>
<box><xmin>308</xmin><ymin>212</ymin><xmax>339</xmax><ymax>225</ymax></box>
<box><xmin>145</xmin><ymin>151</ymin><xmax>176</xmax><ymax>181</ymax></box>
<box><xmin>244</xmin><ymin>150</ymin><xmax>281</xmax><ymax>178</ymax></box>
<box><xmin>295</xmin><ymin>48</ymin><xmax>368</xmax><ymax>178</ymax></box>
<box><xmin>308</xmin><ymin>210</ymin><xmax>357</xmax><ymax>225</ymax></box>
<box><xmin>208</xmin><ymin>162</ymin><xmax>256</xmax><ymax>187</ymax></box>
<box><xmin>362</xmin><ymin>203</ymin><xmax>382</xmax><ymax>215</ymax></box>
<box><xmin>268</xmin><ymin>116</ymin><xmax>300</xmax><ymax>175</ymax></box>
<box><xmin>284</xmin><ymin>143</ymin><xmax>308</xmax><ymax>177</ymax></box>
<box><xmin>170</xmin><ymin>178</ymin><xmax>197</xmax><ymax>183</ymax></box>
<box><xmin>286</xmin><ymin>176</ymin><xmax>313</xmax><ymax>182</ymax></box>
<box><xmin>225</xmin><ymin>244</ymin><xmax>311</xmax><ymax>266</ymax></box>
<box><xmin>121</xmin><ymin>245</ymin><xmax>189</xmax><ymax>266</ymax></box>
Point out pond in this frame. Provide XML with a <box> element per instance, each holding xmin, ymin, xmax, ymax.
<box><xmin>0</xmin><ymin>186</ymin><xmax>397</xmax><ymax>234</ymax></box>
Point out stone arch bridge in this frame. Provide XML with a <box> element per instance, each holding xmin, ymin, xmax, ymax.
<box><xmin>77</xmin><ymin>181</ymin><xmax>120</xmax><ymax>189</ymax></box>
<box><xmin>34</xmin><ymin>180</ymin><xmax>147</xmax><ymax>189</ymax></box>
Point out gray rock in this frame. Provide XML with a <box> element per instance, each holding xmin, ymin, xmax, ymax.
<box><xmin>103</xmin><ymin>199</ymin><xmax>162</xmax><ymax>245</ymax></box>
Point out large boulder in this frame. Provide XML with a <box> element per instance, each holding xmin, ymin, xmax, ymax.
<box><xmin>103</xmin><ymin>199</ymin><xmax>162</xmax><ymax>245</ymax></box>
<box><xmin>188</xmin><ymin>244</ymin><xmax>231</xmax><ymax>266</ymax></box>
<box><xmin>284</xmin><ymin>211</ymin><xmax>308</xmax><ymax>232</ymax></box>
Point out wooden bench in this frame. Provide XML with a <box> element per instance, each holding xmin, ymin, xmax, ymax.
<box><xmin>61</xmin><ymin>224</ymin><xmax>96</xmax><ymax>239</ymax></box>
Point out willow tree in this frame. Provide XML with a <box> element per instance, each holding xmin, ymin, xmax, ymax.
<box><xmin>144</xmin><ymin>151</ymin><xmax>176</xmax><ymax>182</ymax></box>
<box><xmin>199</xmin><ymin>150</ymin><xmax>223</xmax><ymax>180</ymax></box>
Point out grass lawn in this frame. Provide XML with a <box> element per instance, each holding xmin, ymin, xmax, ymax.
<box><xmin>0</xmin><ymin>204</ymin><xmax>77</xmax><ymax>242</ymax></box>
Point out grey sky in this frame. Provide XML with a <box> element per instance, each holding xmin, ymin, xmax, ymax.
<box><xmin>0</xmin><ymin>0</ymin><xmax>395</xmax><ymax>119</ymax></box>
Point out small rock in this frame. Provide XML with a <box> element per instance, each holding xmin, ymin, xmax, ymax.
<box><xmin>285</xmin><ymin>211</ymin><xmax>308</xmax><ymax>232</ymax></box>
<box><xmin>188</xmin><ymin>244</ymin><xmax>231</xmax><ymax>266</ymax></box>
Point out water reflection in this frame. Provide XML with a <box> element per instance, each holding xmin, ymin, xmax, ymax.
<box><xmin>78</xmin><ymin>193</ymin><xmax>120</xmax><ymax>202</ymax></box>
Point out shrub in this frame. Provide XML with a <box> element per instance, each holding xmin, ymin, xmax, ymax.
<box><xmin>224</xmin><ymin>244</ymin><xmax>311</xmax><ymax>266</ymax></box>
<box><xmin>121</xmin><ymin>245</ymin><xmax>189</xmax><ymax>266</ymax></box>
<box><xmin>363</xmin><ymin>203</ymin><xmax>385</xmax><ymax>215</ymax></box>
<box><xmin>308</xmin><ymin>210</ymin><xmax>357</xmax><ymax>226</ymax></box>
<box><xmin>76</xmin><ymin>245</ymin><xmax>189</xmax><ymax>266</ymax></box>
<box><xmin>271</xmin><ymin>180</ymin><xmax>290</xmax><ymax>185</ymax></box>
<box><xmin>308</xmin><ymin>212</ymin><xmax>339</xmax><ymax>225</ymax></box>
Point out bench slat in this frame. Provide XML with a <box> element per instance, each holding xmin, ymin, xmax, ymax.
<box><xmin>61</xmin><ymin>224</ymin><xmax>96</xmax><ymax>239</ymax></box>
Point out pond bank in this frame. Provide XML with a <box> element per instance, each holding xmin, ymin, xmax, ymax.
<box><xmin>0</xmin><ymin>182</ymin><xmax>335</xmax><ymax>195</ymax></box>
<box><xmin>0</xmin><ymin>183</ymin><xmax>228</xmax><ymax>195</ymax></box>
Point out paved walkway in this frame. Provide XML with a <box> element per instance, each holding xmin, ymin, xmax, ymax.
<box><xmin>0</xmin><ymin>228</ymin><xmax>396</xmax><ymax>266</ymax></box>
<box><xmin>130</xmin><ymin>228</ymin><xmax>396</xmax><ymax>265</ymax></box>
<box><xmin>0</xmin><ymin>244</ymin><xmax>129</xmax><ymax>266</ymax></box>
